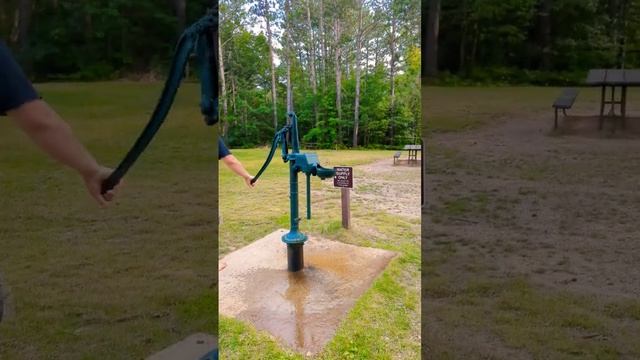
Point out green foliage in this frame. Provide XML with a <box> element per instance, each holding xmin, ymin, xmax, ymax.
<box><xmin>435</xmin><ymin>0</ymin><xmax>640</xmax><ymax>83</ymax></box>
<box><xmin>432</xmin><ymin>67</ymin><xmax>587</xmax><ymax>86</ymax></box>
<box><xmin>2</xmin><ymin>0</ymin><xmax>213</xmax><ymax>80</ymax></box>
<box><xmin>303</xmin><ymin>119</ymin><xmax>338</xmax><ymax>148</ymax></box>
<box><xmin>219</xmin><ymin>0</ymin><xmax>420</xmax><ymax>149</ymax></box>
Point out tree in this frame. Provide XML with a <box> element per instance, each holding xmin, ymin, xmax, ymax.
<box><xmin>305</xmin><ymin>0</ymin><xmax>319</xmax><ymax>125</ymax></box>
<box><xmin>333</xmin><ymin>9</ymin><xmax>343</xmax><ymax>143</ymax></box>
<box><xmin>538</xmin><ymin>0</ymin><xmax>552</xmax><ymax>70</ymax></box>
<box><xmin>16</xmin><ymin>0</ymin><xmax>33</xmax><ymax>57</ymax></box>
<box><xmin>171</xmin><ymin>0</ymin><xmax>186</xmax><ymax>34</ymax></box>
<box><xmin>218</xmin><ymin>29</ymin><xmax>229</xmax><ymax>136</ymax></box>
<box><xmin>425</xmin><ymin>0</ymin><xmax>440</xmax><ymax>77</ymax></box>
<box><xmin>387</xmin><ymin>0</ymin><xmax>397</xmax><ymax>142</ymax></box>
<box><xmin>255</xmin><ymin>0</ymin><xmax>279</xmax><ymax>129</ymax></box>
<box><xmin>353</xmin><ymin>0</ymin><xmax>365</xmax><ymax>147</ymax></box>
<box><xmin>238</xmin><ymin>0</ymin><xmax>417</xmax><ymax>147</ymax></box>
<box><xmin>284</xmin><ymin>0</ymin><xmax>294</xmax><ymax>113</ymax></box>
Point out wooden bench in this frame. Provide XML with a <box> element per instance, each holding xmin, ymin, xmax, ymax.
<box><xmin>393</xmin><ymin>151</ymin><xmax>402</xmax><ymax>165</ymax></box>
<box><xmin>552</xmin><ymin>88</ymin><xmax>579</xmax><ymax>129</ymax></box>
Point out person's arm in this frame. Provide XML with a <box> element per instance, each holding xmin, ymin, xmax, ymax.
<box><xmin>7</xmin><ymin>100</ymin><xmax>118</xmax><ymax>205</ymax></box>
<box><xmin>221</xmin><ymin>154</ymin><xmax>254</xmax><ymax>187</ymax></box>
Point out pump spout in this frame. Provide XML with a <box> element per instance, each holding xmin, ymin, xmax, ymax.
<box><xmin>314</xmin><ymin>165</ymin><xmax>336</xmax><ymax>180</ymax></box>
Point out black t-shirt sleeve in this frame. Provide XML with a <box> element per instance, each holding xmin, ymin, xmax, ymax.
<box><xmin>0</xmin><ymin>41</ymin><xmax>39</xmax><ymax>114</ymax></box>
<box><xmin>218</xmin><ymin>137</ymin><xmax>231</xmax><ymax>159</ymax></box>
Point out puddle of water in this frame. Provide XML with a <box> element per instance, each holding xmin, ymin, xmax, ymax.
<box><xmin>236</xmin><ymin>246</ymin><xmax>394</xmax><ymax>354</ymax></box>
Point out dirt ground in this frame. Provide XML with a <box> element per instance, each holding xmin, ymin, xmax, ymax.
<box><xmin>350</xmin><ymin>158</ymin><xmax>422</xmax><ymax>220</ymax></box>
<box><xmin>425</xmin><ymin>112</ymin><xmax>640</xmax><ymax>359</ymax></box>
<box><xmin>0</xmin><ymin>274</ymin><xmax>6</xmax><ymax>323</ymax></box>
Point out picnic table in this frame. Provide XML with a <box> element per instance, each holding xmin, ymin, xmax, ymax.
<box><xmin>403</xmin><ymin>144</ymin><xmax>422</xmax><ymax>163</ymax></box>
<box><xmin>586</xmin><ymin>69</ymin><xmax>640</xmax><ymax>129</ymax></box>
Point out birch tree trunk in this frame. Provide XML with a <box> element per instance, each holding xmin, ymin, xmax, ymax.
<box><xmin>306</xmin><ymin>0</ymin><xmax>319</xmax><ymax>125</ymax></box>
<box><xmin>353</xmin><ymin>0</ymin><xmax>364</xmax><ymax>147</ymax></box>
<box><xmin>334</xmin><ymin>16</ymin><xmax>343</xmax><ymax>144</ymax></box>
<box><xmin>218</xmin><ymin>32</ymin><xmax>229</xmax><ymax>137</ymax></box>
<box><xmin>389</xmin><ymin>12</ymin><xmax>396</xmax><ymax>142</ymax></box>
<box><xmin>231</xmin><ymin>74</ymin><xmax>237</xmax><ymax>114</ymax></box>
<box><xmin>285</xmin><ymin>0</ymin><xmax>294</xmax><ymax>114</ymax></box>
<box><xmin>262</xmin><ymin>0</ymin><xmax>279</xmax><ymax>129</ymax></box>
<box><xmin>319</xmin><ymin>0</ymin><xmax>327</xmax><ymax>94</ymax></box>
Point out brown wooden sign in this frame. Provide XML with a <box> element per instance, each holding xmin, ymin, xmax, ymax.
<box><xmin>333</xmin><ymin>167</ymin><xmax>353</xmax><ymax>188</ymax></box>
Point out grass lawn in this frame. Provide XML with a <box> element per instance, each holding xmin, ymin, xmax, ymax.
<box><xmin>0</xmin><ymin>82</ymin><xmax>216</xmax><ymax>358</ymax></box>
<box><xmin>424</xmin><ymin>86</ymin><xmax>640</xmax><ymax>359</ymax></box>
<box><xmin>219</xmin><ymin>149</ymin><xmax>421</xmax><ymax>359</ymax></box>
<box><xmin>424</xmin><ymin>86</ymin><xmax>640</xmax><ymax>133</ymax></box>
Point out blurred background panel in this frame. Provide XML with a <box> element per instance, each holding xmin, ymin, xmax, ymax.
<box><xmin>423</xmin><ymin>0</ymin><xmax>640</xmax><ymax>359</ymax></box>
<box><xmin>0</xmin><ymin>1</ymin><xmax>218</xmax><ymax>358</ymax></box>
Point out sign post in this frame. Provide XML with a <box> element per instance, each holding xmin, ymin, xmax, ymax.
<box><xmin>333</xmin><ymin>167</ymin><xmax>353</xmax><ymax>229</ymax></box>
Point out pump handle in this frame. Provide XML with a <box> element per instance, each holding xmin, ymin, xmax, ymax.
<box><xmin>251</xmin><ymin>125</ymin><xmax>291</xmax><ymax>185</ymax></box>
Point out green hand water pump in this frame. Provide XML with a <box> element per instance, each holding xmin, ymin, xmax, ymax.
<box><xmin>251</xmin><ymin>112</ymin><xmax>336</xmax><ymax>272</ymax></box>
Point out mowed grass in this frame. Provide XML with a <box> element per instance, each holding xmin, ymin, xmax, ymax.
<box><xmin>426</xmin><ymin>258</ymin><xmax>640</xmax><ymax>359</ymax></box>
<box><xmin>219</xmin><ymin>149</ymin><xmax>421</xmax><ymax>359</ymax></box>
<box><xmin>424</xmin><ymin>86</ymin><xmax>640</xmax><ymax>132</ymax></box>
<box><xmin>0</xmin><ymin>82</ymin><xmax>216</xmax><ymax>358</ymax></box>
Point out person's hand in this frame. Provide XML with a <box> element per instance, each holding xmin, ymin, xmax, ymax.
<box><xmin>244</xmin><ymin>175</ymin><xmax>255</xmax><ymax>188</ymax></box>
<box><xmin>82</xmin><ymin>166</ymin><xmax>121</xmax><ymax>206</ymax></box>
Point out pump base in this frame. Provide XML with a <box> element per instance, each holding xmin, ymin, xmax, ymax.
<box><xmin>282</xmin><ymin>230</ymin><xmax>307</xmax><ymax>244</ymax></box>
<box><xmin>286</xmin><ymin>243</ymin><xmax>304</xmax><ymax>272</ymax></box>
<box><xmin>219</xmin><ymin>229</ymin><xmax>397</xmax><ymax>355</ymax></box>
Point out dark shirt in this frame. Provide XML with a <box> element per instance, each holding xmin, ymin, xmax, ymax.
<box><xmin>0</xmin><ymin>41</ymin><xmax>38</xmax><ymax>114</ymax></box>
<box><xmin>218</xmin><ymin>137</ymin><xmax>231</xmax><ymax>159</ymax></box>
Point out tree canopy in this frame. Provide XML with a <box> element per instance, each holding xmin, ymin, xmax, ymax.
<box><xmin>425</xmin><ymin>0</ymin><xmax>640</xmax><ymax>85</ymax></box>
<box><xmin>219</xmin><ymin>0</ymin><xmax>421</xmax><ymax>148</ymax></box>
<box><xmin>1</xmin><ymin>0</ymin><xmax>213</xmax><ymax>79</ymax></box>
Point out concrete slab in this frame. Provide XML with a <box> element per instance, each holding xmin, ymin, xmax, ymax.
<box><xmin>219</xmin><ymin>229</ymin><xmax>396</xmax><ymax>355</ymax></box>
<box><xmin>147</xmin><ymin>333</ymin><xmax>217</xmax><ymax>360</ymax></box>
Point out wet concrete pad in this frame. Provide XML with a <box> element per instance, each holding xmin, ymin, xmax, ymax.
<box><xmin>219</xmin><ymin>229</ymin><xmax>396</xmax><ymax>355</ymax></box>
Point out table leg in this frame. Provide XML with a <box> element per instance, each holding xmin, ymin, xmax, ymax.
<box><xmin>612</xmin><ymin>86</ymin><xmax>618</xmax><ymax>116</ymax></box>
<box><xmin>599</xmin><ymin>86</ymin><xmax>606</xmax><ymax>130</ymax></box>
<box><xmin>622</xmin><ymin>86</ymin><xmax>627</xmax><ymax>129</ymax></box>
